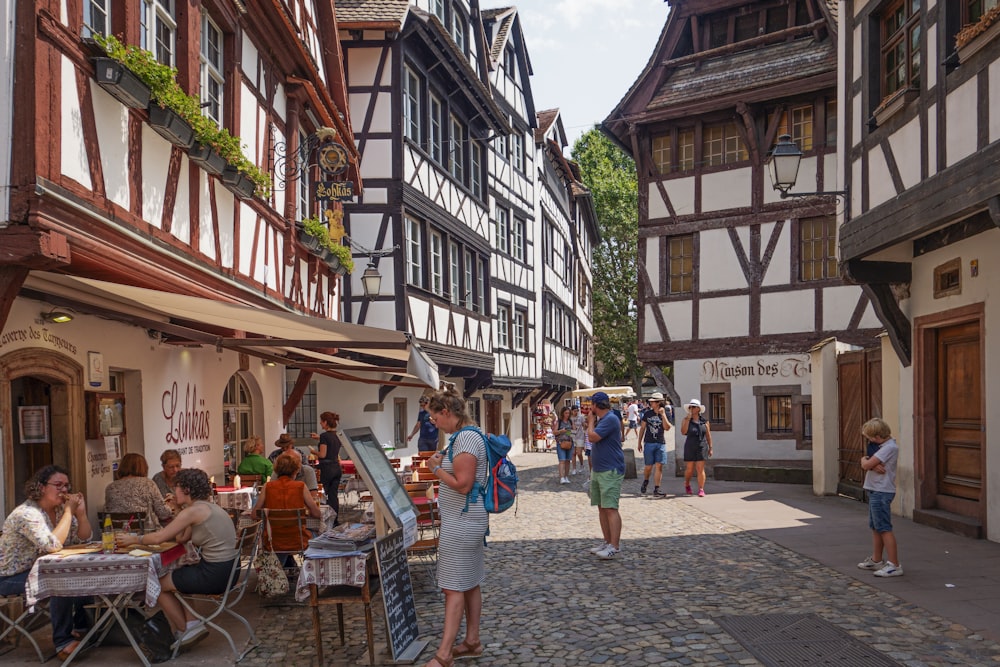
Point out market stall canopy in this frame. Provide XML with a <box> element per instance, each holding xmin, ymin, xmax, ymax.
<box><xmin>22</xmin><ymin>272</ymin><xmax>439</xmax><ymax>388</ymax></box>
<box><xmin>570</xmin><ymin>386</ymin><xmax>635</xmax><ymax>399</ymax></box>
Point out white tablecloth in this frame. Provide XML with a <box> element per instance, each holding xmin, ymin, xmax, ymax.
<box><xmin>213</xmin><ymin>487</ymin><xmax>256</xmax><ymax>510</ymax></box>
<box><xmin>294</xmin><ymin>555</ymin><xmax>368</xmax><ymax>602</ymax></box>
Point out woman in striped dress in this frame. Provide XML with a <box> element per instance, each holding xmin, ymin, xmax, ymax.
<box><xmin>423</xmin><ymin>387</ymin><xmax>489</xmax><ymax>667</ymax></box>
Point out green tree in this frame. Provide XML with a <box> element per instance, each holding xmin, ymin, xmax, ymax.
<box><xmin>572</xmin><ymin>128</ymin><xmax>642</xmax><ymax>388</ymax></box>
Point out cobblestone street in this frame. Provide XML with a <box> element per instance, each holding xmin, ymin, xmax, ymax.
<box><xmin>7</xmin><ymin>450</ymin><xmax>1000</xmax><ymax>666</ymax></box>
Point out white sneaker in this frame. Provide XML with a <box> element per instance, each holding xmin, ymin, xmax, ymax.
<box><xmin>874</xmin><ymin>561</ymin><xmax>903</xmax><ymax>577</ymax></box>
<box><xmin>571</xmin><ymin>468</ymin><xmax>577</xmax><ymax>475</ymax></box>
<box><xmin>589</xmin><ymin>542</ymin><xmax>610</xmax><ymax>554</ymax></box>
<box><xmin>179</xmin><ymin>624</ymin><xmax>207</xmax><ymax>646</ymax></box>
<box><xmin>857</xmin><ymin>556</ymin><xmax>884</xmax><ymax>570</ymax></box>
<box><xmin>596</xmin><ymin>545</ymin><xmax>620</xmax><ymax>559</ymax></box>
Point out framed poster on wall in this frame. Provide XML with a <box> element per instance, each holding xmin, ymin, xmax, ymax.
<box><xmin>18</xmin><ymin>406</ymin><xmax>49</xmax><ymax>444</ymax></box>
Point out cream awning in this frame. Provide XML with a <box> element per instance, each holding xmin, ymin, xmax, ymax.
<box><xmin>23</xmin><ymin>272</ymin><xmax>439</xmax><ymax>388</ymax></box>
<box><xmin>570</xmin><ymin>386</ymin><xmax>635</xmax><ymax>399</ymax></box>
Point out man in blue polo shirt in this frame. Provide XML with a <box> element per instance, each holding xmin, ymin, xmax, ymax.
<box><xmin>586</xmin><ymin>391</ymin><xmax>625</xmax><ymax>560</ymax></box>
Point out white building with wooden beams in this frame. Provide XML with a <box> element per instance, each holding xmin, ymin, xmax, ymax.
<box><xmin>336</xmin><ymin>1</ymin><xmax>511</xmax><ymax>437</ymax></box>
<box><xmin>818</xmin><ymin>0</ymin><xmax>1000</xmax><ymax>541</ymax></box>
<box><xmin>603</xmin><ymin>0</ymin><xmax>882</xmax><ymax>469</ymax></box>
<box><xmin>0</xmin><ymin>0</ymin><xmax>438</xmax><ymax>519</ymax></box>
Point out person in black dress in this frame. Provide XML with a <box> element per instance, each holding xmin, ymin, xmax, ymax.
<box><xmin>680</xmin><ymin>399</ymin><xmax>713</xmax><ymax>496</ymax></box>
<box><xmin>313</xmin><ymin>411</ymin><xmax>343</xmax><ymax>522</ymax></box>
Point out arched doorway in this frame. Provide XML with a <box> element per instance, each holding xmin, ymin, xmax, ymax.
<box><xmin>221</xmin><ymin>371</ymin><xmax>261</xmax><ymax>479</ymax></box>
<box><xmin>0</xmin><ymin>348</ymin><xmax>85</xmax><ymax>515</ymax></box>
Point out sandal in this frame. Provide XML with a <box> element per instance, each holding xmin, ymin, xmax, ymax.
<box><xmin>423</xmin><ymin>652</ymin><xmax>454</xmax><ymax>667</ymax></box>
<box><xmin>57</xmin><ymin>640</ymin><xmax>81</xmax><ymax>661</ymax></box>
<box><xmin>452</xmin><ymin>640</ymin><xmax>483</xmax><ymax>660</ymax></box>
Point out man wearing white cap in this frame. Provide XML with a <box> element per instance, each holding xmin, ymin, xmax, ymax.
<box><xmin>680</xmin><ymin>399</ymin><xmax>713</xmax><ymax>496</ymax></box>
<box><xmin>637</xmin><ymin>392</ymin><xmax>672</xmax><ymax>496</ymax></box>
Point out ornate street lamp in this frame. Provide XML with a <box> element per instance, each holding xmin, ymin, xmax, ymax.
<box><xmin>767</xmin><ymin>134</ymin><xmax>850</xmax><ymax>221</ymax></box>
<box><xmin>361</xmin><ymin>262</ymin><xmax>382</xmax><ymax>299</ymax></box>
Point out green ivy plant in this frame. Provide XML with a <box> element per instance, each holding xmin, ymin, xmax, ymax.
<box><xmin>95</xmin><ymin>35</ymin><xmax>272</xmax><ymax>197</ymax></box>
<box><xmin>300</xmin><ymin>216</ymin><xmax>354</xmax><ymax>274</ymax></box>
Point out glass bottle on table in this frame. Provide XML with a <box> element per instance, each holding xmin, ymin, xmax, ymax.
<box><xmin>102</xmin><ymin>515</ymin><xmax>115</xmax><ymax>553</ymax></box>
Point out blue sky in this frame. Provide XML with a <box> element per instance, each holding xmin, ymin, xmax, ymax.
<box><xmin>488</xmin><ymin>0</ymin><xmax>671</xmax><ymax>146</ymax></box>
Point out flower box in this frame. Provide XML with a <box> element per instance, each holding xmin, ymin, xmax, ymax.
<box><xmin>221</xmin><ymin>166</ymin><xmax>256</xmax><ymax>200</ymax></box>
<box><xmin>147</xmin><ymin>104</ymin><xmax>195</xmax><ymax>148</ymax></box>
<box><xmin>297</xmin><ymin>228</ymin><xmax>325</xmax><ymax>254</ymax></box>
<box><xmin>93</xmin><ymin>58</ymin><xmax>150</xmax><ymax>109</ymax></box>
<box><xmin>957</xmin><ymin>12</ymin><xmax>1000</xmax><ymax>63</ymax></box>
<box><xmin>188</xmin><ymin>142</ymin><xmax>227</xmax><ymax>176</ymax></box>
<box><xmin>872</xmin><ymin>87</ymin><xmax>918</xmax><ymax>128</ymax></box>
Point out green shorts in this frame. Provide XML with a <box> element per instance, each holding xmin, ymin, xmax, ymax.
<box><xmin>589</xmin><ymin>470</ymin><xmax>624</xmax><ymax>509</ymax></box>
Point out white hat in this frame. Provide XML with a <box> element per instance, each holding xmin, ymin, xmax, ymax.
<box><xmin>648</xmin><ymin>392</ymin><xmax>664</xmax><ymax>401</ymax></box>
<box><xmin>686</xmin><ymin>398</ymin><xmax>704</xmax><ymax>411</ymax></box>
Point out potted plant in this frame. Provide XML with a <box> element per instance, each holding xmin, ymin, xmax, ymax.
<box><xmin>221</xmin><ymin>165</ymin><xmax>256</xmax><ymax>200</ymax></box>
<box><xmin>956</xmin><ymin>5</ymin><xmax>1000</xmax><ymax>62</ymax></box>
<box><xmin>328</xmin><ymin>244</ymin><xmax>354</xmax><ymax>275</ymax></box>
<box><xmin>93</xmin><ymin>57</ymin><xmax>151</xmax><ymax>109</ymax></box>
<box><xmin>297</xmin><ymin>216</ymin><xmax>355</xmax><ymax>274</ymax></box>
<box><xmin>298</xmin><ymin>216</ymin><xmax>328</xmax><ymax>255</ymax></box>
<box><xmin>188</xmin><ymin>142</ymin><xmax>227</xmax><ymax>175</ymax></box>
<box><xmin>148</xmin><ymin>104</ymin><xmax>195</xmax><ymax>148</ymax></box>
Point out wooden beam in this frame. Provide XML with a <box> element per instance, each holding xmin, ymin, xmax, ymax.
<box><xmin>842</xmin><ymin>260</ymin><xmax>912</xmax><ymax>284</ymax></box>
<box><xmin>861</xmin><ymin>283</ymin><xmax>911</xmax><ymax>367</ymax></box>
<box><xmin>660</xmin><ymin>19</ymin><xmax>827</xmax><ymax>69</ymax></box>
<box><xmin>987</xmin><ymin>196</ymin><xmax>1000</xmax><ymax>227</ymax></box>
<box><xmin>913</xmin><ymin>210</ymin><xmax>996</xmax><ymax>257</ymax></box>
<box><xmin>216</xmin><ymin>338</ymin><xmax>408</xmax><ymax>350</ymax></box>
<box><xmin>645</xmin><ymin>364</ymin><xmax>680</xmax><ymax>407</ymax></box>
<box><xmin>283</xmin><ymin>370</ymin><xmax>314</xmax><ymax>425</ymax></box>
<box><xmin>0</xmin><ymin>228</ymin><xmax>71</xmax><ymax>267</ymax></box>
<box><xmin>0</xmin><ymin>267</ymin><xmax>29</xmax><ymax>331</ymax></box>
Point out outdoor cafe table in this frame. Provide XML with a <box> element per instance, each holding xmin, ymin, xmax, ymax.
<box><xmin>213</xmin><ymin>486</ymin><xmax>256</xmax><ymax>511</ymax></box>
<box><xmin>26</xmin><ymin>543</ymin><xmax>186</xmax><ymax>667</ymax></box>
<box><xmin>237</xmin><ymin>504</ymin><xmax>336</xmax><ymax>534</ymax></box>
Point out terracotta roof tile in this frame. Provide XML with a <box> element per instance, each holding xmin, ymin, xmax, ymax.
<box><xmin>535</xmin><ymin>108</ymin><xmax>558</xmax><ymax>143</ymax></box>
<box><xmin>648</xmin><ymin>38</ymin><xmax>835</xmax><ymax>111</ymax></box>
<box><xmin>483</xmin><ymin>7</ymin><xmax>516</xmax><ymax>64</ymax></box>
<box><xmin>335</xmin><ymin>0</ymin><xmax>410</xmax><ymax>27</ymax></box>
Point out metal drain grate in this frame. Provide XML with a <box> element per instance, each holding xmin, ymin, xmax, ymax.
<box><xmin>716</xmin><ymin>613</ymin><xmax>901</xmax><ymax>666</ymax></box>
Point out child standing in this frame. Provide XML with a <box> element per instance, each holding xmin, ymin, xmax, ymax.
<box><xmin>857</xmin><ymin>418</ymin><xmax>903</xmax><ymax>577</ymax></box>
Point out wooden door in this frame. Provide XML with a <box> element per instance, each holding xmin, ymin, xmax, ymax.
<box><xmin>484</xmin><ymin>399</ymin><xmax>501</xmax><ymax>436</ymax></box>
<box><xmin>11</xmin><ymin>376</ymin><xmax>54</xmax><ymax>505</ymax></box>
<box><xmin>837</xmin><ymin>347</ymin><xmax>882</xmax><ymax>499</ymax></box>
<box><xmin>936</xmin><ymin>322</ymin><xmax>983</xmax><ymax>504</ymax></box>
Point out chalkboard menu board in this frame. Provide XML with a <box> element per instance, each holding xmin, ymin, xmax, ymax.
<box><xmin>341</xmin><ymin>427</ymin><xmax>417</xmax><ymax>546</ymax></box>
<box><xmin>375</xmin><ymin>530</ymin><xmax>426</xmax><ymax>661</ymax></box>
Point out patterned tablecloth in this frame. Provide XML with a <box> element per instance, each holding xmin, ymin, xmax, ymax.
<box><xmin>238</xmin><ymin>504</ymin><xmax>336</xmax><ymax>534</ymax></box>
<box><xmin>26</xmin><ymin>546</ymin><xmax>183</xmax><ymax>608</ymax></box>
<box><xmin>213</xmin><ymin>487</ymin><xmax>256</xmax><ymax>510</ymax></box>
<box><xmin>294</xmin><ymin>554</ymin><xmax>368</xmax><ymax>602</ymax></box>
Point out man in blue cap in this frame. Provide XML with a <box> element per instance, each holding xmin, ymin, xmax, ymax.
<box><xmin>585</xmin><ymin>391</ymin><xmax>624</xmax><ymax>559</ymax></box>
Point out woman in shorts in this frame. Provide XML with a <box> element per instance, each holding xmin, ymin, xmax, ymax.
<box><xmin>117</xmin><ymin>468</ymin><xmax>238</xmax><ymax>645</ymax></box>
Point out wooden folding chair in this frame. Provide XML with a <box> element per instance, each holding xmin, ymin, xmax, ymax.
<box><xmin>171</xmin><ymin>521</ymin><xmax>262</xmax><ymax>661</ymax></box>
<box><xmin>97</xmin><ymin>511</ymin><xmax>147</xmax><ymax>534</ymax></box>
<box><xmin>406</xmin><ymin>498</ymin><xmax>439</xmax><ymax>576</ymax></box>
<box><xmin>0</xmin><ymin>594</ymin><xmax>49</xmax><ymax>662</ymax></box>
<box><xmin>310</xmin><ymin>555</ymin><xmax>384</xmax><ymax>666</ymax></box>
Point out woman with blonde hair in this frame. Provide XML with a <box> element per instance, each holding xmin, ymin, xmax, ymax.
<box><xmin>422</xmin><ymin>386</ymin><xmax>489</xmax><ymax>667</ymax></box>
<box><xmin>104</xmin><ymin>453</ymin><xmax>174</xmax><ymax>529</ymax></box>
<box><xmin>237</xmin><ymin>435</ymin><xmax>273</xmax><ymax>477</ymax></box>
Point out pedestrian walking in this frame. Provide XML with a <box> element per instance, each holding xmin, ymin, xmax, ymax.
<box><xmin>637</xmin><ymin>392</ymin><xmax>672</xmax><ymax>497</ymax></box>
<box><xmin>857</xmin><ymin>417</ymin><xmax>903</xmax><ymax>577</ymax></box>
<box><xmin>422</xmin><ymin>386</ymin><xmax>490</xmax><ymax>666</ymax></box>
<box><xmin>625</xmin><ymin>401</ymin><xmax>641</xmax><ymax>440</ymax></box>
<box><xmin>586</xmin><ymin>391</ymin><xmax>625</xmax><ymax>559</ymax></box>
<box><xmin>408</xmin><ymin>395</ymin><xmax>440</xmax><ymax>452</ymax></box>
<box><xmin>570</xmin><ymin>405</ymin><xmax>587</xmax><ymax>476</ymax></box>
<box><xmin>313</xmin><ymin>411</ymin><xmax>344</xmax><ymax>521</ymax></box>
<box><xmin>555</xmin><ymin>406</ymin><xmax>574</xmax><ymax>484</ymax></box>
<box><xmin>680</xmin><ymin>399</ymin><xmax>712</xmax><ymax>496</ymax></box>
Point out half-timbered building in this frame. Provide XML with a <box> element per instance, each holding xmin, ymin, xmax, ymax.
<box><xmin>0</xmin><ymin>0</ymin><xmax>436</xmax><ymax>519</ymax></box>
<box><xmin>603</xmin><ymin>0</ymin><xmax>883</xmax><ymax>468</ymax></box>
<box><xmin>822</xmin><ymin>0</ymin><xmax>1000</xmax><ymax>540</ymax></box>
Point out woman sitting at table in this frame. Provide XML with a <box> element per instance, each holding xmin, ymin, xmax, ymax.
<box><xmin>152</xmin><ymin>449</ymin><xmax>182</xmax><ymax>498</ymax></box>
<box><xmin>237</xmin><ymin>435</ymin><xmax>273</xmax><ymax>478</ymax></box>
<box><xmin>117</xmin><ymin>468</ymin><xmax>238</xmax><ymax>645</ymax></box>
<box><xmin>0</xmin><ymin>465</ymin><xmax>93</xmax><ymax>660</ymax></box>
<box><xmin>104</xmin><ymin>453</ymin><xmax>174</xmax><ymax>529</ymax></box>
<box><xmin>255</xmin><ymin>453</ymin><xmax>321</xmax><ymax>560</ymax></box>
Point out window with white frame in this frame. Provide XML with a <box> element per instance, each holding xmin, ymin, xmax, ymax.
<box><xmin>429</xmin><ymin>0</ymin><xmax>445</xmax><ymax>22</ymax></box>
<box><xmin>141</xmin><ymin>0</ymin><xmax>177</xmax><ymax>66</ymax></box>
<box><xmin>512</xmin><ymin>132</ymin><xmax>525</xmax><ymax>172</ymax></box>
<box><xmin>297</xmin><ymin>129</ymin><xmax>309</xmax><ymax>218</ymax></box>
<box><xmin>476</xmin><ymin>260</ymin><xmax>486</xmax><ymax>314</ymax></box>
<box><xmin>450</xmin><ymin>116</ymin><xmax>465</xmax><ymax>181</ymax></box>
<box><xmin>513</xmin><ymin>309</ymin><xmax>526</xmax><ymax>351</ymax></box>
<box><xmin>464</xmin><ymin>249</ymin><xmax>475</xmax><ymax>310</ymax></box>
<box><xmin>429</xmin><ymin>93</ymin><xmax>444</xmax><ymax>163</ymax></box>
<box><xmin>83</xmin><ymin>0</ymin><xmax>109</xmax><ymax>37</ymax></box>
<box><xmin>449</xmin><ymin>243</ymin><xmax>461</xmax><ymax>304</ymax></box>
<box><xmin>405</xmin><ymin>216</ymin><xmax>423</xmax><ymax>287</ymax></box>
<box><xmin>511</xmin><ymin>217</ymin><xmax>525</xmax><ymax>262</ymax></box>
<box><xmin>496</xmin><ymin>305</ymin><xmax>510</xmax><ymax>348</ymax></box>
<box><xmin>451</xmin><ymin>10</ymin><xmax>467</xmax><ymax>53</ymax></box>
<box><xmin>471</xmin><ymin>141</ymin><xmax>483</xmax><ymax>198</ymax></box>
<box><xmin>495</xmin><ymin>135</ymin><xmax>508</xmax><ymax>160</ymax></box>
<box><xmin>403</xmin><ymin>66</ymin><xmax>421</xmax><ymax>143</ymax></box>
<box><xmin>430</xmin><ymin>231</ymin><xmax>444</xmax><ymax>295</ymax></box>
<box><xmin>495</xmin><ymin>208</ymin><xmax>509</xmax><ymax>254</ymax></box>
<box><xmin>200</xmin><ymin>15</ymin><xmax>224</xmax><ymax>126</ymax></box>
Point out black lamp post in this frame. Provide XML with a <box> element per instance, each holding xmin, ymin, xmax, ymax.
<box><xmin>767</xmin><ymin>134</ymin><xmax>850</xmax><ymax>221</ymax></box>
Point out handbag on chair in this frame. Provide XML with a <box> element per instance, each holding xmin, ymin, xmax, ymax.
<box><xmin>253</xmin><ymin>518</ymin><xmax>289</xmax><ymax>598</ymax></box>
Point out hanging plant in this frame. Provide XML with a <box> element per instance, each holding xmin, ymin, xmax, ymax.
<box><xmin>956</xmin><ymin>5</ymin><xmax>1000</xmax><ymax>50</ymax></box>
<box><xmin>94</xmin><ymin>34</ymin><xmax>272</xmax><ymax>197</ymax></box>
<box><xmin>299</xmin><ymin>216</ymin><xmax>354</xmax><ymax>274</ymax></box>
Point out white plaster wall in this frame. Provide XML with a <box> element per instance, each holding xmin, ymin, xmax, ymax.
<box><xmin>347</xmin><ymin>48</ymin><xmax>384</xmax><ymax>95</ymax></box>
<box><xmin>215</xmin><ymin>178</ymin><xmax>235</xmax><ymax>268</ymax></box>
<box><xmin>643</xmin><ymin>304</ymin><xmax>662</xmax><ymax>343</ymax></box>
<box><xmin>822</xmin><ymin>152</ymin><xmax>839</xmax><ymax>193</ymax></box>
<box><xmin>699</xmin><ymin>228</ymin><xmax>748</xmax><ymax>291</ymax></box>
<box><xmin>660</xmin><ymin>179</ymin><xmax>695</xmax><ymax>217</ymax></box>
<box><xmin>991</xmin><ymin>59</ymin><xmax>1000</xmax><ymax>143</ymax></box>
<box><xmin>61</xmin><ymin>58</ymin><xmax>93</xmax><ymax>192</ymax></box>
<box><xmin>699</xmin><ymin>295</ymin><xmax>748</xmax><ymax>338</ymax></box>
<box><xmin>644</xmin><ymin>240</ymin><xmax>660</xmax><ymax>295</ymax></box>
<box><xmin>888</xmin><ymin>115</ymin><xmax>922</xmax><ymax>190</ymax></box>
<box><xmin>701</xmin><ymin>167</ymin><xmax>752</xmax><ymax>212</ymax></box>
<box><xmin>171</xmin><ymin>159</ymin><xmax>191</xmax><ymax>245</ymax></box>
<box><xmin>927</xmin><ymin>105</ymin><xmax>938</xmax><ymax>177</ymax></box>
<box><xmin>866</xmin><ymin>145</ymin><xmax>895</xmax><ymax>209</ymax></box>
<box><xmin>761</xmin><ymin>221</ymin><xmax>790</xmax><ymax>286</ymax></box>
<box><xmin>273</xmin><ymin>83</ymin><xmax>286</xmax><ymax>123</ymax></box>
<box><xmin>1</xmin><ymin>297</ymin><xmax>283</xmax><ymax>524</ymax></box>
<box><xmin>822</xmin><ymin>285</ymin><xmax>863</xmax><ymax>330</ymax></box>
<box><xmin>945</xmin><ymin>77</ymin><xmax>979</xmax><ymax>167</ymax></box>
<box><xmin>760</xmin><ymin>291</ymin><xmax>814</xmax><ymax>334</ymax></box>
<box><xmin>852</xmin><ymin>92</ymin><xmax>863</xmax><ymax>153</ymax></box>
<box><xmin>141</xmin><ymin>124</ymin><xmax>170</xmax><ymax>227</ymax></box>
<box><xmin>241</xmin><ymin>37</ymin><xmax>261</xmax><ymax>90</ymax></box>
<box><xmin>661</xmin><ymin>301</ymin><xmax>692</xmax><ymax>341</ymax></box>
<box><xmin>927</xmin><ymin>23</ymin><xmax>938</xmax><ymax>91</ymax></box>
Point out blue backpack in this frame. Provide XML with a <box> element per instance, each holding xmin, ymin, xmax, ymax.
<box><xmin>447</xmin><ymin>426</ymin><xmax>518</xmax><ymax>514</ymax></box>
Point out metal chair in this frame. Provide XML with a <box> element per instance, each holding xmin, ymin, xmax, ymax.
<box><xmin>260</xmin><ymin>508</ymin><xmax>308</xmax><ymax>580</ymax></box>
<box><xmin>405</xmin><ymin>492</ymin><xmax>439</xmax><ymax>576</ymax></box>
<box><xmin>170</xmin><ymin>521</ymin><xmax>262</xmax><ymax>661</ymax></box>
<box><xmin>0</xmin><ymin>593</ymin><xmax>49</xmax><ymax>662</ymax></box>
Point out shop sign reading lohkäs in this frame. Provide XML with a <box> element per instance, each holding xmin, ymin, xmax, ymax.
<box><xmin>701</xmin><ymin>355</ymin><xmax>810</xmax><ymax>383</ymax></box>
<box><xmin>161</xmin><ymin>381</ymin><xmax>212</xmax><ymax>455</ymax></box>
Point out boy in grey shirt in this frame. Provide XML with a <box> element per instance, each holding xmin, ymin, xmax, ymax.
<box><xmin>857</xmin><ymin>418</ymin><xmax>902</xmax><ymax>577</ymax></box>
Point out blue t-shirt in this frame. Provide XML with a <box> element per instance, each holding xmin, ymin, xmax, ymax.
<box><xmin>418</xmin><ymin>409</ymin><xmax>439</xmax><ymax>441</ymax></box>
<box><xmin>591</xmin><ymin>411</ymin><xmax>624</xmax><ymax>474</ymax></box>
